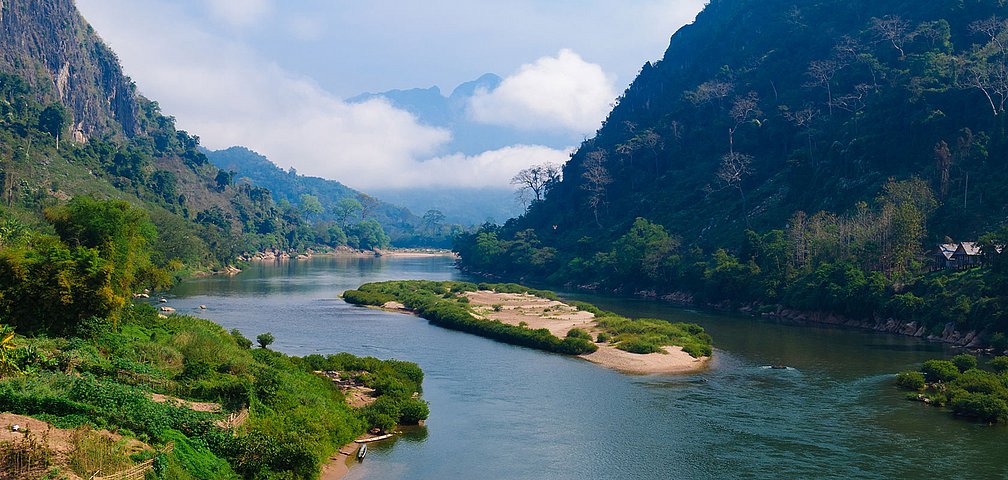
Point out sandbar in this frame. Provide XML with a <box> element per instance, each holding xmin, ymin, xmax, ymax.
<box><xmin>464</xmin><ymin>291</ymin><xmax>709</xmax><ymax>375</ymax></box>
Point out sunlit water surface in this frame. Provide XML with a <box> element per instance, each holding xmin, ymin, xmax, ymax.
<box><xmin>168</xmin><ymin>256</ymin><xmax>1006</xmax><ymax>479</ymax></box>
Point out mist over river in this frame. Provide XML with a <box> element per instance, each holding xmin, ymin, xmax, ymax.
<box><xmin>168</xmin><ymin>255</ymin><xmax>1005</xmax><ymax>479</ymax></box>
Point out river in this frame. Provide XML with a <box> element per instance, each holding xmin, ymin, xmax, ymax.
<box><xmin>168</xmin><ymin>255</ymin><xmax>1006</xmax><ymax>479</ymax></box>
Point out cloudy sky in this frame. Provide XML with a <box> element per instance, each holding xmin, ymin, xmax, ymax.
<box><xmin>76</xmin><ymin>0</ymin><xmax>706</xmax><ymax>191</ymax></box>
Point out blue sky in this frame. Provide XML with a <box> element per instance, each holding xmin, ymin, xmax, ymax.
<box><xmin>76</xmin><ymin>0</ymin><xmax>705</xmax><ymax>190</ymax></box>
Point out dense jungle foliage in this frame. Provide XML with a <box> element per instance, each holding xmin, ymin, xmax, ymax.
<box><xmin>896</xmin><ymin>354</ymin><xmax>1008</xmax><ymax>423</ymax></box>
<box><xmin>0</xmin><ymin>198</ymin><xmax>428</xmax><ymax>479</ymax></box>
<box><xmin>342</xmin><ymin>280</ymin><xmax>712</xmax><ymax>358</ymax></box>
<box><xmin>455</xmin><ymin>0</ymin><xmax>1008</xmax><ymax>346</ymax></box>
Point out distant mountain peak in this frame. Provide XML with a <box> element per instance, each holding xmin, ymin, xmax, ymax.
<box><xmin>449</xmin><ymin>73</ymin><xmax>502</xmax><ymax>100</ymax></box>
<box><xmin>345</xmin><ymin>72</ymin><xmax>574</xmax><ymax>155</ymax></box>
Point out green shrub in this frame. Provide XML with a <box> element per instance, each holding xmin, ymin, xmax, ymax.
<box><xmin>681</xmin><ymin>342</ymin><xmax>713</xmax><ymax>358</ymax></box>
<box><xmin>896</xmin><ymin>371</ymin><xmax>926</xmax><ymax>390</ymax></box>
<box><xmin>255</xmin><ymin>332</ymin><xmax>274</xmax><ymax>349</ymax></box>
<box><xmin>596</xmin><ymin>332</ymin><xmax>611</xmax><ymax>343</ymax></box>
<box><xmin>618</xmin><ymin>338</ymin><xmax>662</xmax><ymax>354</ymax></box>
<box><xmin>341</xmin><ymin>289</ymin><xmax>395</xmax><ymax>306</ymax></box>
<box><xmin>570</xmin><ymin>301</ymin><xmax>603</xmax><ymax>316</ymax></box>
<box><xmin>950</xmin><ymin>392</ymin><xmax>1008</xmax><ymax>423</ymax></box>
<box><xmin>989</xmin><ymin>356</ymin><xmax>1008</xmax><ymax>374</ymax></box>
<box><xmin>921</xmin><ymin>360</ymin><xmax>960</xmax><ymax>383</ymax></box>
<box><xmin>230</xmin><ymin>329</ymin><xmax>252</xmax><ymax>349</ymax></box>
<box><xmin>956</xmin><ymin>369</ymin><xmax>1007</xmax><ymax>396</ymax></box>
<box><xmin>952</xmin><ymin>354</ymin><xmax>977</xmax><ymax>373</ymax></box>
<box><xmin>397</xmin><ymin>398</ymin><xmax>430</xmax><ymax>425</ymax></box>
<box><xmin>566</xmin><ymin>328</ymin><xmax>592</xmax><ymax>340</ymax></box>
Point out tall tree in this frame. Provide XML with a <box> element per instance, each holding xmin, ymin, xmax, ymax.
<box><xmin>715</xmin><ymin>152</ymin><xmax>754</xmax><ymax>228</ymax></box>
<box><xmin>356</xmin><ymin>193</ymin><xmax>380</xmax><ymax>221</ymax></box>
<box><xmin>299</xmin><ymin>194</ymin><xmax>324</xmax><ymax>223</ymax></box>
<box><xmin>333</xmin><ymin>198</ymin><xmax>362</xmax><ymax>230</ymax></box>
<box><xmin>38</xmin><ymin>103</ymin><xmax>70</xmax><ymax>150</ymax></box>
<box><xmin>729</xmin><ymin>92</ymin><xmax>761</xmax><ymax>153</ymax></box>
<box><xmin>422</xmin><ymin>209</ymin><xmax>446</xmax><ymax>236</ymax></box>
<box><xmin>581</xmin><ymin>150</ymin><xmax>611</xmax><ymax>227</ymax></box>
<box><xmin>511</xmin><ymin>163</ymin><xmax>561</xmax><ymax>206</ymax></box>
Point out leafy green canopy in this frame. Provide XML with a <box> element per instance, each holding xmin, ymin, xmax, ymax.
<box><xmin>0</xmin><ymin>198</ymin><xmax>166</xmax><ymax>334</ymax></box>
<box><xmin>897</xmin><ymin>354</ymin><xmax>1008</xmax><ymax>423</ymax></box>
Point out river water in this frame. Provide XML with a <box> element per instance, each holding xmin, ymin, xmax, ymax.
<box><xmin>168</xmin><ymin>256</ymin><xmax>1006</xmax><ymax>479</ymax></box>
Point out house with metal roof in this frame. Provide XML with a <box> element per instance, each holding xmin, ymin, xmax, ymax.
<box><xmin>933</xmin><ymin>241</ymin><xmax>1004</xmax><ymax>270</ymax></box>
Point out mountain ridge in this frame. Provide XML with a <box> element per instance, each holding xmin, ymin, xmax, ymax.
<box><xmin>205</xmin><ymin>146</ymin><xmax>427</xmax><ymax>243</ymax></box>
<box><xmin>454</xmin><ymin>0</ymin><xmax>1008</xmax><ymax>344</ymax></box>
<box><xmin>346</xmin><ymin>73</ymin><xmax>575</xmax><ymax>155</ymax></box>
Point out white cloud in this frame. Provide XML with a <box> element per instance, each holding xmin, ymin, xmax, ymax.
<box><xmin>468</xmin><ymin>49</ymin><xmax>617</xmax><ymax>134</ymax></box>
<box><xmin>75</xmin><ymin>0</ymin><xmax>570</xmax><ymax>191</ymax></box>
<box><xmin>405</xmin><ymin>145</ymin><xmax>573</xmax><ymax>190</ymax></box>
<box><xmin>206</xmin><ymin>0</ymin><xmax>271</xmax><ymax>28</ymax></box>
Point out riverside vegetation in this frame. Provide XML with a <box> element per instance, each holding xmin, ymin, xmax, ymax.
<box><xmin>896</xmin><ymin>354</ymin><xmax>1008</xmax><ymax>423</ymax></box>
<box><xmin>0</xmin><ymin>197</ymin><xmax>428</xmax><ymax>479</ymax></box>
<box><xmin>342</xmin><ymin>280</ymin><xmax>712</xmax><ymax>359</ymax></box>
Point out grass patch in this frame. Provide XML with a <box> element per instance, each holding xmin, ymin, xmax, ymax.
<box><xmin>68</xmin><ymin>426</ymin><xmax>136</xmax><ymax>478</ymax></box>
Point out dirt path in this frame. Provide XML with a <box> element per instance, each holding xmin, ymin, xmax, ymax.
<box><xmin>150</xmin><ymin>393</ymin><xmax>222</xmax><ymax>412</ymax></box>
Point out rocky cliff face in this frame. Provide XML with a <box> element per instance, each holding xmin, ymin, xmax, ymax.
<box><xmin>0</xmin><ymin>0</ymin><xmax>139</xmax><ymax>140</ymax></box>
<box><xmin>768</xmin><ymin>308</ymin><xmax>991</xmax><ymax>350</ymax></box>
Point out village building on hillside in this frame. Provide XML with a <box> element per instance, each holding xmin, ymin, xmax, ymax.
<box><xmin>933</xmin><ymin>241</ymin><xmax>1004</xmax><ymax>270</ymax></box>
<box><xmin>933</xmin><ymin>243</ymin><xmax>958</xmax><ymax>270</ymax></box>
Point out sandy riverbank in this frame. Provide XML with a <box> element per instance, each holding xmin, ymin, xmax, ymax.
<box><xmin>320</xmin><ymin>433</ymin><xmax>399</xmax><ymax>480</ymax></box>
<box><xmin>463</xmin><ymin>291</ymin><xmax>709</xmax><ymax>375</ymax></box>
<box><xmin>243</xmin><ymin>247</ymin><xmax>456</xmax><ymax>262</ymax></box>
<box><xmin>320</xmin><ymin>444</ymin><xmax>355</xmax><ymax>480</ymax></box>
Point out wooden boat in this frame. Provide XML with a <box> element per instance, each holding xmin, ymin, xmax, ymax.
<box><xmin>358</xmin><ymin>433</ymin><xmax>394</xmax><ymax>443</ymax></box>
<box><xmin>356</xmin><ymin>443</ymin><xmax>367</xmax><ymax>461</ymax></box>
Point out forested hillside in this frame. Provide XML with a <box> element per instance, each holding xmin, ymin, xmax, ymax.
<box><xmin>456</xmin><ymin>0</ymin><xmax>1008</xmax><ymax>347</ymax></box>
<box><xmin>207</xmin><ymin>146</ymin><xmax>455</xmax><ymax>247</ymax></box>
<box><xmin>0</xmin><ymin>0</ymin><xmax>406</xmax><ymax>264</ymax></box>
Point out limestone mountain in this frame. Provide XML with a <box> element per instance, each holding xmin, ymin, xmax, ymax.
<box><xmin>0</xmin><ymin>0</ymin><xmax>139</xmax><ymax>140</ymax></box>
<box><xmin>0</xmin><ymin>0</ymin><xmax>403</xmax><ymax>263</ymax></box>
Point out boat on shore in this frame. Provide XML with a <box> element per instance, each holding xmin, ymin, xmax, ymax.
<box><xmin>357</xmin><ymin>443</ymin><xmax>367</xmax><ymax>461</ymax></box>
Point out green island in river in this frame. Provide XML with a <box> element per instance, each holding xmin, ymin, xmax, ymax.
<box><xmin>896</xmin><ymin>354</ymin><xmax>1008</xmax><ymax>423</ymax></box>
<box><xmin>342</xmin><ymin>281</ymin><xmax>713</xmax><ymax>375</ymax></box>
